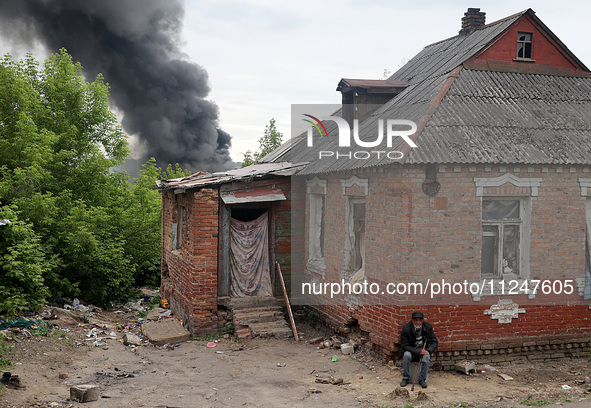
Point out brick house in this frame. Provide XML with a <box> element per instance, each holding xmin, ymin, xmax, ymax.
<box><xmin>156</xmin><ymin>162</ymin><xmax>304</xmax><ymax>334</ymax></box>
<box><xmin>260</xmin><ymin>8</ymin><xmax>591</xmax><ymax>367</ymax></box>
<box><xmin>159</xmin><ymin>8</ymin><xmax>591</xmax><ymax>367</ymax></box>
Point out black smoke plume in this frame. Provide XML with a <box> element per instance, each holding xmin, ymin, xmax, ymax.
<box><xmin>0</xmin><ymin>0</ymin><xmax>234</xmax><ymax>174</ymax></box>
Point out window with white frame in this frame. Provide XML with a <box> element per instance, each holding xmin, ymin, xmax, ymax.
<box><xmin>307</xmin><ymin>177</ymin><xmax>327</xmax><ymax>276</ymax></box>
<box><xmin>341</xmin><ymin>176</ymin><xmax>368</xmax><ymax>282</ymax></box>
<box><xmin>309</xmin><ymin>193</ymin><xmax>325</xmax><ymax>261</ymax></box>
<box><xmin>481</xmin><ymin>199</ymin><xmax>528</xmax><ymax>278</ymax></box>
<box><xmin>348</xmin><ymin>198</ymin><xmax>365</xmax><ymax>273</ymax></box>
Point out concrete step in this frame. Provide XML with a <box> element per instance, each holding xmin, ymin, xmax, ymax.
<box><xmin>234</xmin><ymin>310</ymin><xmax>285</xmax><ymax>325</ymax></box>
<box><xmin>233</xmin><ymin>305</ymin><xmax>283</xmax><ymax>315</ymax></box>
<box><xmin>230</xmin><ymin>296</ymin><xmax>292</xmax><ymax>339</ymax></box>
<box><xmin>248</xmin><ymin>321</ymin><xmax>293</xmax><ymax>339</ymax></box>
<box><xmin>229</xmin><ymin>296</ymin><xmax>285</xmax><ymax>309</ymax></box>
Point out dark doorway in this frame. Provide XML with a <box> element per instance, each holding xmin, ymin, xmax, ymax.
<box><xmin>231</xmin><ymin>206</ymin><xmax>268</xmax><ymax>222</ymax></box>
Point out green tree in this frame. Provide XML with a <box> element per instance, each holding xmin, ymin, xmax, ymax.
<box><xmin>120</xmin><ymin>158</ymin><xmax>190</xmax><ymax>288</ymax></box>
<box><xmin>242</xmin><ymin>118</ymin><xmax>284</xmax><ymax>167</ymax></box>
<box><xmin>0</xmin><ymin>50</ymin><xmax>191</xmax><ymax>312</ymax></box>
<box><xmin>0</xmin><ymin>50</ymin><xmax>133</xmax><ymax>309</ymax></box>
<box><xmin>0</xmin><ymin>207</ymin><xmax>52</xmax><ymax>317</ymax></box>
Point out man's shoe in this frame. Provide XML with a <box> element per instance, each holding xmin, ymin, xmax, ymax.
<box><xmin>400</xmin><ymin>379</ymin><xmax>408</xmax><ymax>387</ymax></box>
<box><xmin>419</xmin><ymin>380</ymin><xmax>428</xmax><ymax>388</ymax></box>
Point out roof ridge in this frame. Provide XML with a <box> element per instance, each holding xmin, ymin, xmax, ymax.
<box><xmin>424</xmin><ymin>9</ymin><xmax>530</xmax><ymax>49</ymax></box>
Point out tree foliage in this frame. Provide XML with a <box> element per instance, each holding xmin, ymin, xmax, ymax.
<box><xmin>0</xmin><ymin>50</ymin><xmax>188</xmax><ymax>313</ymax></box>
<box><xmin>241</xmin><ymin>118</ymin><xmax>283</xmax><ymax>167</ymax></box>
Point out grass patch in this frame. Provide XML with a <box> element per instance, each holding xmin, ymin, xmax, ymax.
<box><xmin>520</xmin><ymin>400</ymin><xmax>550</xmax><ymax>406</ymax></box>
<box><xmin>0</xmin><ymin>334</ymin><xmax>12</xmax><ymax>369</ymax></box>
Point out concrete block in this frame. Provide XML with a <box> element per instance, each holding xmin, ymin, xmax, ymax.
<box><xmin>70</xmin><ymin>384</ymin><xmax>100</xmax><ymax>402</ymax></box>
<box><xmin>141</xmin><ymin>318</ymin><xmax>191</xmax><ymax>346</ymax></box>
<box><xmin>123</xmin><ymin>333</ymin><xmax>142</xmax><ymax>346</ymax></box>
<box><xmin>455</xmin><ymin>360</ymin><xmax>476</xmax><ymax>375</ymax></box>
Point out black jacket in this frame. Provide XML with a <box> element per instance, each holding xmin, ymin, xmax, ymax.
<box><xmin>399</xmin><ymin>321</ymin><xmax>438</xmax><ymax>357</ymax></box>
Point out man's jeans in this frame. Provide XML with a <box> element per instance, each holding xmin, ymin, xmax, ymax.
<box><xmin>402</xmin><ymin>351</ymin><xmax>430</xmax><ymax>382</ymax></box>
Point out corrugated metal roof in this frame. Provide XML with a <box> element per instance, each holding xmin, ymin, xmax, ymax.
<box><xmin>263</xmin><ymin>9</ymin><xmax>591</xmax><ymax>175</ymax></box>
<box><xmin>156</xmin><ymin>162</ymin><xmax>306</xmax><ymax>191</ymax></box>
<box><xmin>407</xmin><ymin>69</ymin><xmax>591</xmax><ymax>164</ymax></box>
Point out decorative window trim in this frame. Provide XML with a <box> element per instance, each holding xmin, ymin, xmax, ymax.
<box><xmin>307</xmin><ymin>177</ymin><xmax>327</xmax><ymax>194</ymax></box>
<box><xmin>341</xmin><ymin>176</ymin><xmax>368</xmax><ymax>196</ymax></box>
<box><xmin>474</xmin><ymin>173</ymin><xmax>542</xmax><ymax>197</ymax></box>
<box><xmin>578</xmin><ymin>178</ymin><xmax>591</xmax><ymax>196</ymax></box>
<box><xmin>307</xmin><ymin>177</ymin><xmax>327</xmax><ymax>277</ymax></box>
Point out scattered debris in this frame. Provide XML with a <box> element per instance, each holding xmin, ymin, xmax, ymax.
<box><xmin>388</xmin><ymin>386</ymin><xmax>410</xmax><ymax>399</ymax></box>
<box><xmin>415</xmin><ymin>390</ymin><xmax>429</xmax><ymax>401</ymax></box>
<box><xmin>1</xmin><ymin>372</ymin><xmax>26</xmax><ymax>390</ymax></box>
<box><xmin>146</xmin><ymin>307</ymin><xmax>166</xmax><ymax>321</ymax></box>
<box><xmin>561</xmin><ymin>384</ymin><xmax>572</xmax><ymax>390</ymax></box>
<box><xmin>315</xmin><ymin>375</ymin><xmax>344</xmax><ymax>385</ymax></box>
<box><xmin>277</xmin><ymin>363</ymin><xmax>286</xmax><ymax>367</ymax></box>
<box><xmin>498</xmin><ymin>373</ymin><xmax>514</xmax><ymax>381</ymax></box>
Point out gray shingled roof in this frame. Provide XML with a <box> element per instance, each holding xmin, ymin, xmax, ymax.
<box><xmin>262</xmin><ymin>9</ymin><xmax>591</xmax><ymax>174</ymax></box>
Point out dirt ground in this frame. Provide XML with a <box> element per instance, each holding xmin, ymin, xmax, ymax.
<box><xmin>1</xmin><ymin>306</ymin><xmax>591</xmax><ymax>408</ymax></box>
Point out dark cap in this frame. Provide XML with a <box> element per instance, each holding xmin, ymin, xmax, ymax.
<box><xmin>411</xmin><ymin>312</ymin><xmax>424</xmax><ymax>319</ymax></box>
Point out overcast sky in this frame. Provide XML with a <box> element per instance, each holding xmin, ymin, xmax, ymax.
<box><xmin>182</xmin><ymin>0</ymin><xmax>591</xmax><ymax>163</ymax></box>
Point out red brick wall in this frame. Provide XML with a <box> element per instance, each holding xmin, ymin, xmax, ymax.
<box><xmin>161</xmin><ymin>187</ymin><xmax>220</xmax><ymax>333</ymax></box>
<box><xmin>469</xmin><ymin>15</ymin><xmax>585</xmax><ymax>74</ymax></box>
<box><xmin>303</xmin><ymin>164</ymin><xmax>591</xmax><ymax>359</ymax></box>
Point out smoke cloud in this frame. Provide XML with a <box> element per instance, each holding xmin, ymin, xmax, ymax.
<box><xmin>0</xmin><ymin>0</ymin><xmax>234</xmax><ymax>174</ymax></box>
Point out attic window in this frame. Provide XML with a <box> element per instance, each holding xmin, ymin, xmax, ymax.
<box><xmin>516</xmin><ymin>32</ymin><xmax>532</xmax><ymax>59</ymax></box>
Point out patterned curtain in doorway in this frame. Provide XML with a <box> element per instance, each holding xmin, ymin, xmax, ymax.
<box><xmin>230</xmin><ymin>212</ymin><xmax>273</xmax><ymax>297</ymax></box>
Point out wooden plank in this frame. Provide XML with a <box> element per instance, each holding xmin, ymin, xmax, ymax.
<box><xmin>276</xmin><ymin>262</ymin><xmax>299</xmax><ymax>341</ymax></box>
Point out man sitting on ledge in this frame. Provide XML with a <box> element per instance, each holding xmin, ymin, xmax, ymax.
<box><xmin>399</xmin><ymin>311</ymin><xmax>438</xmax><ymax>389</ymax></box>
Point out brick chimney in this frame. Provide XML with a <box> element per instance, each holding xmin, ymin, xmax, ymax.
<box><xmin>459</xmin><ymin>8</ymin><xmax>486</xmax><ymax>35</ymax></box>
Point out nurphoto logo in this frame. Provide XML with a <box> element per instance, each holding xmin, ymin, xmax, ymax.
<box><xmin>302</xmin><ymin>113</ymin><xmax>417</xmax><ymax>160</ymax></box>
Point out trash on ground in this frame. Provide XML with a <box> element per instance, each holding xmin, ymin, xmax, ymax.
<box><xmin>1</xmin><ymin>372</ymin><xmax>26</xmax><ymax>390</ymax></box>
<box><xmin>340</xmin><ymin>343</ymin><xmax>354</xmax><ymax>355</ymax></box>
<box><xmin>498</xmin><ymin>373</ymin><xmax>514</xmax><ymax>381</ymax></box>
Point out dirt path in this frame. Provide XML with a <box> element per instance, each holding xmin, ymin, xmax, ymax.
<box><xmin>2</xmin><ymin>309</ymin><xmax>591</xmax><ymax>408</ymax></box>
